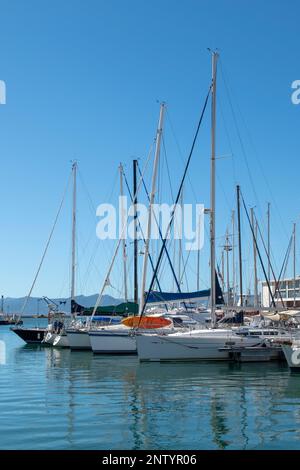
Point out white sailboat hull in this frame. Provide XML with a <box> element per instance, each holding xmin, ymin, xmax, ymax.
<box><xmin>43</xmin><ymin>332</ymin><xmax>55</xmax><ymax>345</ymax></box>
<box><xmin>89</xmin><ymin>329</ymin><xmax>137</xmax><ymax>354</ymax></box>
<box><xmin>66</xmin><ymin>329</ymin><xmax>91</xmax><ymax>350</ymax></box>
<box><xmin>52</xmin><ymin>334</ymin><xmax>69</xmax><ymax>348</ymax></box>
<box><xmin>88</xmin><ymin>323</ymin><xmax>177</xmax><ymax>355</ymax></box>
<box><xmin>136</xmin><ymin>329</ymin><xmax>263</xmax><ymax>362</ymax></box>
<box><xmin>282</xmin><ymin>344</ymin><xmax>300</xmax><ymax>370</ymax></box>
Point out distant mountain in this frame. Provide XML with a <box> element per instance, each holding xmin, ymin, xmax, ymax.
<box><xmin>2</xmin><ymin>294</ymin><xmax>123</xmax><ymax>316</ymax></box>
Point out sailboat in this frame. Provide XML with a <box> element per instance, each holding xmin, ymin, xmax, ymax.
<box><xmin>66</xmin><ymin>160</ymin><xmax>142</xmax><ymax>351</ymax></box>
<box><xmin>281</xmin><ymin>340</ymin><xmax>300</xmax><ymax>371</ymax></box>
<box><xmin>88</xmin><ymin>105</ymin><xmax>167</xmax><ymax>354</ymax></box>
<box><xmin>0</xmin><ymin>297</ymin><xmax>22</xmax><ymax>325</ymax></box>
<box><xmin>88</xmin><ymin>104</ymin><xmax>216</xmax><ymax>354</ymax></box>
<box><xmin>46</xmin><ymin>161</ymin><xmax>78</xmax><ymax>348</ymax></box>
<box><xmin>136</xmin><ymin>51</ymin><xmax>275</xmax><ymax>362</ymax></box>
<box><xmin>13</xmin><ymin>162</ymin><xmax>79</xmax><ymax>347</ymax></box>
<box><xmin>0</xmin><ymin>314</ymin><xmax>22</xmax><ymax>326</ymax></box>
<box><xmin>88</xmin><ymin>123</ymin><xmax>170</xmax><ymax>353</ymax></box>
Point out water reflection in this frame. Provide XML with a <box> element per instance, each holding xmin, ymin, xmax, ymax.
<box><xmin>6</xmin><ymin>332</ymin><xmax>300</xmax><ymax>449</ymax></box>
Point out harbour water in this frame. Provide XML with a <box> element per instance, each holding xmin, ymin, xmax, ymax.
<box><xmin>1</xmin><ymin>319</ymin><xmax>300</xmax><ymax>450</ymax></box>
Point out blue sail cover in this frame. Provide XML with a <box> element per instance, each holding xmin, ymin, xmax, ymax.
<box><xmin>145</xmin><ymin>272</ymin><xmax>224</xmax><ymax>305</ymax></box>
<box><xmin>145</xmin><ymin>289</ymin><xmax>210</xmax><ymax>304</ymax></box>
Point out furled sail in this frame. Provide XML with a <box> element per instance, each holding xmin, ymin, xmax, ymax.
<box><xmin>145</xmin><ymin>289</ymin><xmax>210</xmax><ymax>304</ymax></box>
<box><xmin>146</xmin><ymin>272</ymin><xmax>224</xmax><ymax>305</ymax></box>
<box><xmin>71</xmin><ymin>299</ymin><xmax>138</xmax><ymax>316</ymax></box>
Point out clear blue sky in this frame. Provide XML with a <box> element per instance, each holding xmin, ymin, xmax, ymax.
<box><xmin>0</xmin><ymin>0</ymin><xmax>299</xmax><ymax>300</ymax></box>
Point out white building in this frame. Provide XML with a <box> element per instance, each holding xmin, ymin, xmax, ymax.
<box><xmin>261</xmin><ymin>277</ymin><xmax>300</xmax><ymax>308</ymax></box>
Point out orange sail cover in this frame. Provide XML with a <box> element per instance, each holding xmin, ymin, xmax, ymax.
<box><xmin>122</xmin><ymin>316</ymin><xmax>172</xmax><ymax>329</ymax></box>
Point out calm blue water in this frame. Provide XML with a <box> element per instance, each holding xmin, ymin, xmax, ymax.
<box><xmin>1</xmin><ymin>319</ymin><xmax>300</xmax><ymax>450</ymax></box>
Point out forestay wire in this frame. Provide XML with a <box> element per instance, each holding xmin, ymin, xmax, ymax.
<box><xmin>21</xmin><ymin>170</ymin><xmax>72</xmax><ymax>315</ymax></box>
<box><xmin>139</xmin><ymin>83</ymin><xmax>213</xmax><ymax>321</ymax></box>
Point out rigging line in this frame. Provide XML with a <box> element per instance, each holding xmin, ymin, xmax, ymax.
<box><xmin>58</xmin><ymin>239</ymin><xmax>72</xmax><ymax>299</ymax></box>
<box><xmin>90</xmin><ymin>137</ymin><xmax>157</xmax><ymax>321</ymax></box>
<box><xmin>274</xmin><ymin>235</ymin><xmax>293</xmax><ymax>300</ymax></box>
<box><xmin>240</xmin><ymin>190</ymin><xmax>277</xmax><ymax>308</ymax></box>
<box><xmin>218</xmin><ymin>93</ymin><xmax>237</xmax><ymax>185</ymax></box>
<box><xmin>162</xmin><ymin>134</ymin><xmax>174</xmax><ymax>201</ymax></box>
<box><xmin>79</xmin><ymin>166</ymin><xmax>121</xmax><ymax>284</ymax></box>
<box><xmin>178</xmin><ymin>235</ymin><xmax>194</xmax><ymax>289</ymax></box>
<box><xmin>216</xmin><ymin>169</ymin><xmax>233</xmax><ymax>212</ymax></box>
<box><xmin>98</xmin><ymin>169</ymin><xmax>129</xmax><ymax>273</ymax></box>
<box><xmin>165</xmin><ymin>109</ymin><xmax>200</xmax><ymax>203</ymax></box>
<box><xmin>246</xmin><ymin>240</ymin><xmax>253</xmax><ymax>294</ymax></box>
<box><xmin>164</xmin><ymin>112</ymin><xmax>203</xmax><ymax>269</ymax></box>
<box><xmin>21</xmin><ymin>170</ymin><xmax>72</xmax><ymax>315</ymax></box>
<box><xmin>220</xmin><ymin>62</ymin><xmax>282</xmax><ymax>274</ymax></box>
<box><xmin>139</xmin><ymin>83</ymin><xmax>212</xmax><ymax>321</ymax></box>
<box><xmin>245</xmin><ymin>133</ymin><xmax>289</xmax><ymax>240</ymax></box>
<box><xmin>183</xmin><ymin>252</ymin><xmax>189</xmax><ymax>292</ymax></box>
<box><xmin>222</xmin><ymin>62</ymin><xmax>289</xmax><ymax>243</ymax></box>
<box><xmin>136</xmin><ymin>161</ymin><xmax>183</xmax><ymax>296</ymax></box>
<box><xmin>156</xmin><ymin>146</ymin><xmax>164</xmax><ymax>285</ymax></box>
<box><xmin>219</xmin><ymin>61</ymin><xmax>264</xmax><ymax>219</ymax></box>
<box><xmin>76</xmin><ymin>229</ymin><xmax>103</xmax><ymax>289</ymax></box>
<box><xmin>137</xmin><ymin>170</ymin><xmax>189</xmax><ymax>309</ymax></box>
<box><xmin>75</xmin><ymin>238</ymin><xmax>82</xmax><ymax>297</ymax></box>
<box><xmin>81</xmin><ymin>238</ymin><xmax>101</xmax><ymax>290</ymax></box>
<box><xmin>147</xmin><ymin>137</ymin><xmax>208</xmax><ymax>294</ymax></box>
<box><xmin>78</xmin><ymin>168</ymin><xmax>97</xmax><ymax>216</ymax></box>
<box><xmin>188</xmin><ymin>219</ymin><xmax>210</xmax><ymax>288</ymax></box>
<box><xmin>189</xmin><ymin>264</ymin><xmax>210</xmax><ymax>288</ymax></box>
<box><xmin>107</xmin><ymin>168</ymin><xmax>120</xmax><ymax>206</ymax></box>
<box><xmin>254</xmin><ymin>214</ymin><xmax>284</xmax><ymax>305</ymax></box>
<box><xmin>256</xmin><ymin>208</ymin><xmax>279</xmax><ymax>275</ymax></box>
<box><xmin>76</xmin><ymin>250</ymin><xmax>83</xmax><ymax>299</ymax></box>
<box><xmin>76</xmin><ymin>218</ymin><xmax>95</xmax><ymax>258</ymax></box>
<box><xmin>82</xmin><ymin>187</ymin><xmax>127</xmax><ymax>290</ymax></box>
<box><xmin>180</xmin><ymin>244</ymin><xmax>191</xmax><ymax>291</ymax></box>
<box><xmin>284</xmin><ymin>236</ymin><xmax>294</xmax><ymax>281</ymax></box>
<box><xmin>122</xmin><ymin>167</ymin><xmax>165</xmax><ymax>298</ymax></box>
<box><xmin>282</xmin><ymin>238</ymin><xmax>293</xmax><ymax>282</ymax></box>
<box><xmin>76</xmin><ymin>170</ymin><xmax>110</xmax><ymax>273</ymax></box>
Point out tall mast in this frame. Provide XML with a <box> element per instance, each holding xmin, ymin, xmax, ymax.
<box><xmin>119</xmin><ymin>163</ymin><xmax>128</xmax><ymax>303</ymax></box>
<box><xmin>138</xmin><ymin>103</ymin><xmax>165</xmax><ymax>315</ymax></box>
<box><xmin>221</xmin><ymin>250</ymin><xmax>225</xmax><ymax>293</ymax></box>
<box><xmin>178</xmin><ymin>189</ymin><xmax>183</xmax><ymax>286</ymax></box>
<box><xmin>196</xmin><ymin>211</ymin><xmax>201</xmax><ymax>291</ymax></box>
<box><xmin>224</xmin><ymin>229</ymin><xmax>231</xmax><ymax>307</ymax></box>
<box><xmin>293</xmin><ymin>222</ymin><xmax>296</xmax><ymax>308</ymax></box>
<box><xmin>231</xmin><ymin>210</ymin><xmax>235</xmax><ymax>305</ymax></box>
<box><xmin>237</xmin><ymin>185</ymin><xmax>243</xmax><ymax>307</ymax></box>
<box><xmin>133</xmin><ymin>159</ymin><xmax>138</xmax><ymax>304</ymax></box>
<box><xmin>210</xmin><ymin>51</ymin><xmax>218</xmax><ymax>327</ymax></box>
<box><xmin>251</xmin><ymin>207</ymin><xmax>258</xmax><ymax>308</ymax></box>
<box><xmin>71</xmin><ymin>161</ymin><xmax>77</xmax><ymax>313</ymax></box>
<box><xmin>267</xmin><ymin>202</ymin><xmax>271</xmax><ymax>307</ymax></box>
<box><xmin>226</xmin><ymin>232</ymin><xmax>230</xmax><ymax>306</ymax></box>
